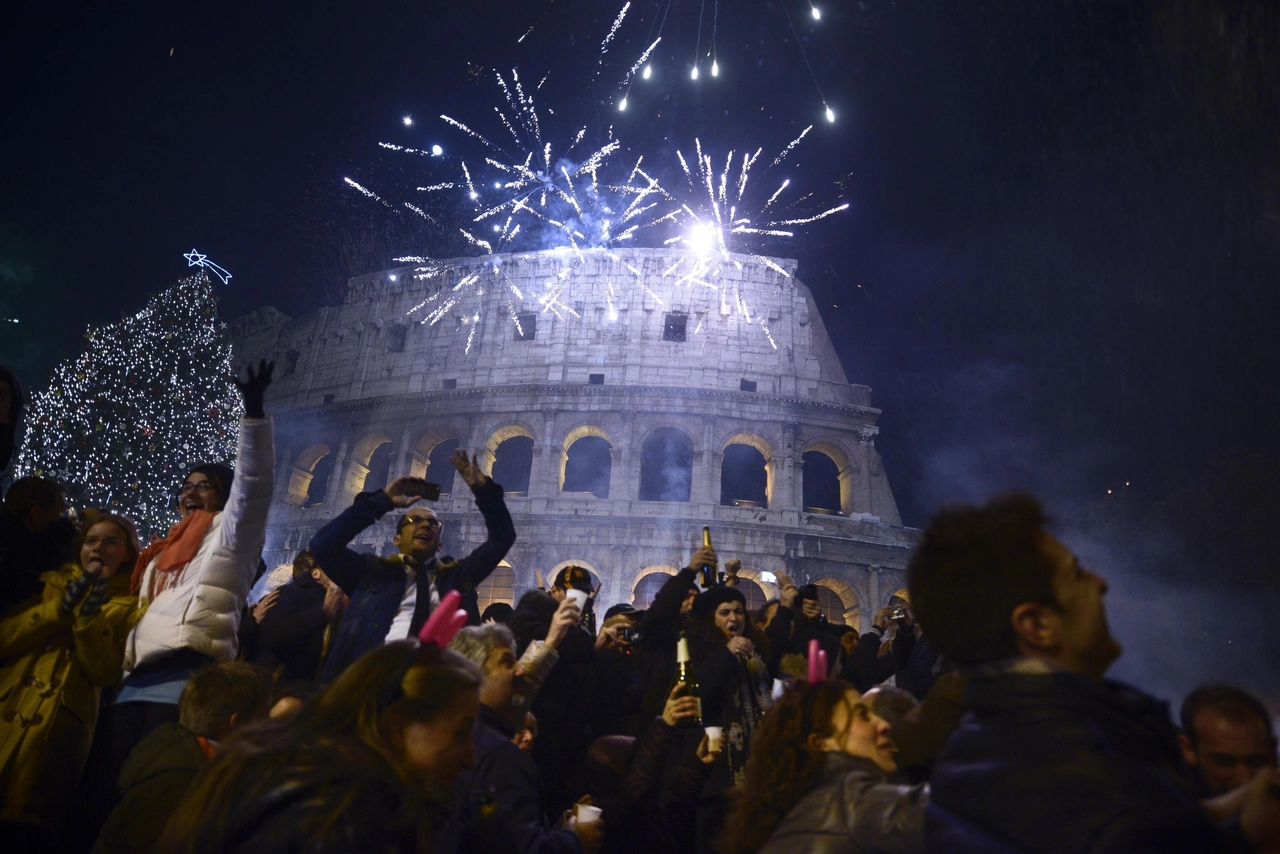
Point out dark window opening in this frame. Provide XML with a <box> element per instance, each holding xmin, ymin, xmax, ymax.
<box><xmin>574</xmin><ymin>300</ymin><xmax>585</xmax><ymax>312</ymax></box>
<box><xmin>322</xmin><ymin>394</ymin><xmax>335</xmax><ymax>404</ymax></box>
<box><xmin>639</xmin><ymin>430</ymin><xmax>693</xmax><ymax>502</ymax></box>
<box><xmin>363</xmin><ymin>443</ymin><xmax>393</xmax><ymax>494</ymax></box>
<box><xmin>515</xmin><ymin>313</ymin><xmax>537</xmax><ymax>341</ymax></box>
<box><xmin>304</xmin><ymin>453</ymin><xmax>333</xmax><ymax>507</ymax></box>
<box><xmin>588</xmin><ymin>373</ymin><xmax>605</xmax><ymax>385</ymax></box>
<box><xmin>283</xmin><ymin>351</ymin><xmax>300</xmax><ymax>376</ymax></box>
<box><xmin>633</xmin><ymin>573</ymin><xmax>672</xmax><ymax>608</ymax></box>
<box><xmin>426</xmin><ymin>438</ymin><xmax>460</xmax><ymax>495</ymax></box>
<box><xmin>740</xmin><ymin>379</ymin><xmax>757</xmax><ymax>392</ymax></box>
<box><xmin>813</xmin><ymin>585</ymin><xmax>848</xmax><ymax>625</ymax></box>
<box><xmin>662</xmin><ymin>312</ymin><xmax>687</xmax><ymax>342</ymax></box>
<box><xmin>802</xmin><ymin>451</ymin><xmax>842</xmax><ymax>514</ymax></box>
<box><xmin>492</xmin><ymin>436</ymin><xmax>534</xmax><ymax>494</ymax></box>
<box><xmin>562</xmin><ymin>436</ymin><xmax>612</xmax><ymax>498</ymax></box>
<box><xmin>443</xmin><ymin>378</ymin><xmax>458</xmax><ymax>390</ymax></box>
<box><xmin>721</xmin><ymin>444</ymin><xmax>768</xmax><ymax>507</ymax></box>
<box><xmin>388</xmin><ymin>327</ymin><xmax>408</xmax><ymax>353</ymax></box>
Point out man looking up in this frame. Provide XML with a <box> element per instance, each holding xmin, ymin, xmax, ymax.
<box><xmin>1179</xmin><ymin>685</ymin><xmax>1278</xmax><ymax>797</ymax></box>
<box><xmin>310</xmin><ymin>449</ymin><xmax>515</xmax><ymax>682</ymax></box>
<box><xmin>910</xmin><ymin>491</ymin><xmax>1280</xmax><ymax>854</ymax></box>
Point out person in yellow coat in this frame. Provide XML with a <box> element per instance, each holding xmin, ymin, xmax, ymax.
<box><xmin>0</xmin><ymin>512</ymin><xmax>142</xmax><ymax>843</ymax></box>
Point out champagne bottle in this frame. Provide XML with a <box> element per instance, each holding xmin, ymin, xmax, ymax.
<box><xmin>700</xmin><ymin>526</ymin><xmax>716</xmax><ymax>588</ymax></box>
<box><xmin>675</xmin><ymin>633</ymin><xmax>703</xmax><ymax>727</ymax></box>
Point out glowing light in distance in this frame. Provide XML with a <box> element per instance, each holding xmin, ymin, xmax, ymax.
<box><xmin>403</xmin><ymin>115</ymin><xmax>413</xmax><ymax>127</ymax></box>
<box><xmin>687</xmin><ymin>222</ymin><xmax>718</xmax><ymax>257</ymax></box>
<box><xmin>493</xmin><ymin>181</ymin><xmax>501</xmax><ymax>188</ymax></box>
<box><xmin>825</xmin><ymin>105</ymin><xmax>835</xmax><ymax>123</ymax></box>
<box><xmin>431</xmin><ymin>144</ymin><xmax>443</xmax><ymax>156</ymax></box>
<box><xmin>691</xmin><ymin>65</ymin><xmax>699</xmax><ymax>80</ymax></box>
<box><xmin>183</xmin><ymin>249</ymin><xmax>232</xmax><ymax>284</ymax></box>
<box><xmin>711</xmin><ymin>59</ymin><xmax>719</xmax><ymax>77</ymax></box>
<box><xmin>389</xmin><ymin>274</ymin><xmax>398</xmax><ymax>281</ymax></box>
<box><xmin>619</xmin><ymin>96</ymin><xmax>628</xmax><ymax>111</ymax></box>
<box><xmin>812</xmin><ymin>6</ymin><xmax>821</xmax><ymax>20</ymax></box>
<box><xmin>642</xmin><ymin>64</ymin><xmax>652</xmax><ymax>79</ymax></box>
<box><xmin>759</xmin><ymin>571</ymin><xmax>777</xmax><ymax>584</ymax></box>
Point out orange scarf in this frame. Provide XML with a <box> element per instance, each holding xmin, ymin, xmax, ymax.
<box><xmin>130</xmin><ymin>510</ymin><xmax>216</xmax><ymax>596</ymax></box>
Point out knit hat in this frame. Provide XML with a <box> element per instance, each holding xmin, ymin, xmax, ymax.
<box><xmin>554</xmin><ymin>565</ymin><xmax>594</xmax><ymax>593</ymax></box>
<box><xmin>187</xmin><ymin>462</ymin><xmax>235</xmax><ymax>504</ymax></box>
<box><xmin>692</xmin><ymin>585</ymin><xmax>746</xmax><ymax>620</ymax></box>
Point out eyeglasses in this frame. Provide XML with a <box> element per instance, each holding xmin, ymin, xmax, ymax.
<box><xmin>84</xmin><ymin>535</ymin><xmax>126</xmax><ymax>549</ymax></box>
<box><xmin>175</xmin><ymin>481</ymin><xmax>217</xmax><ymax>497</ymax></box>
<box><xmin>403</xmin><ymin>516</ymin><xmax>443</xmax><ymax>529</ymax></box>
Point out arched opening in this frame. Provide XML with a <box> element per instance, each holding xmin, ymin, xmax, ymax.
<box><xmin>477</xmin><ymin>561</ymin><xmax>516</xmax><ymax>613</ymax></box>
<box><xmin>814</xmin><ymin>577</ymin><xmax>861</xmax><ymax>629</ymax></box>
<box><xmin>639</xmin><ymin>428</ymin><xmax>693</xmax><ymax>502</ymax></box>
<box><xmin>492</xmin><ymin>436</ymin><xmax>534</xmax><ymax>495</ymax></box>
<box><xmin>345</xmin><ymin>434</ymin><xmax>393</xmax><ymax>501</ymax></box>
<box><xmin>631</xmin><ymin>565</ymin><xmax>678</xmax><ymax>607</ymax></box>
<box><xmin>363</xmin><ymin>442</ymin><xmax>393</xmax><ymax>494</ymax></box>
<box><xmin>721</xmin><ymin>445</ymin><xmax>769</xmax><ymax>507</ymax></box>
<box><xmin>803</xmin><ymin>440</ymin><xmax>855</xmax><ymax>516</ymax></box>
<box><xmin>802</xmin><ymin>451</ymin><xmax>842</xmax><ymax>514</ymax></box>
<box><xmin>424</xmin><ymin>438</ymin><xmax>460</xmax><ymax>495</ymax></box>
<box><xmin>734</xmin><ymin>578</ymin><xmax>768</xmax><ymax>612</ymax></box>
<box><xmin>288</xmin><ymin>444</ymin><xmax>332</xmax><ymax>507</ymax></box>
<box><xmin>562</xmin><ymin>435</ymin><xmax>612</xmax><ymax>498</ymax></box>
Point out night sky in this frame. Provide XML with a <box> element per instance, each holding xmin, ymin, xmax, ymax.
<box><xmin>3</xmin><ymin>2</ymin><xmax>1278</xmax><ymax>698</ymax></box>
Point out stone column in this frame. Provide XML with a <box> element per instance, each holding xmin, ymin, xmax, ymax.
<box><xmin>322</xmin><ymin>435</ymin><xmax>351</xmax><ymax>508</ymax></box>
<box><xmin>528</xmin><ymin>409</ymin><xmax>559</xmax><ymax>499</ymax></box>
<box><xmin>778</xmin><ymin>422</ymin><xmax>799</xmax><ymax>510</ymax></box>
<box><xmin>692</xmin><ymin>417</ymin><xmax>717</xmax><ymax>505</ymax></box>
<box><xmin>855</xmin><ymin>429</ymin><xmax>876</xmax><ymax>515</ymax></box>
<box><xmin>867</xmin><ymin>565</ymin><xmax>882</xmax><ymax>617</ymax></box>
<box><xmin>391</xmin><ymin>424</ymin><xmax>415</xmax><ymax>480</ymax></box>
<box><xmin>617</xmin><ymin>410</ymin><xmax>637</xmax><ymax>501</ymax></box>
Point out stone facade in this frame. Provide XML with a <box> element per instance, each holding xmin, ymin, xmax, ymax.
<box><xmin>229</xmin><ymin>247</ymin><xmax>916</xmax><ymax>629</ymax></box>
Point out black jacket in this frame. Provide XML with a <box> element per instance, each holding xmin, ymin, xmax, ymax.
<box><xmin>842</xmin><ymin>628</ymin><xmax>901</xmax><ymax>693</ymax></box>
<box><xmin>311</xmin><ymin>479</ymin><xmax>514</xmax><ymax>682</ymax></box>
<box><xmin>256</xmin><ymin>572</ymin><xmax>331</xmax><ymax>681</ymax></box>
<box><xmin>93</xmin><ymin>723</ymin><xmax>207</xmax><ymax>854</ymax></box>
<box><xmin>458</xmin><ymin>704</ymin><xmax>582</xmax><ymax>854</ymax></box>
<box><xmin>0</xmin><ymin>509</ymin><xmax>75</xmax><ymax>612</ymax></box>
<box><xmin>760</xmin><ymin>753</ymin><xmax>928</xmax><ymax>854</ymax></box>
<box><xmin>928</xmin><ymin>669</ymin><xmax>1249</xmax><ymax>854</ymax></box>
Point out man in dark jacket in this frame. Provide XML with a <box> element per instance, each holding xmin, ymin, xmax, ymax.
<box><xmin>909</xmin><ymin>491</ymin><xmax>1280</xmax><ymax>853</ymax></box>
<box><xmin>310</xmin><ymin>449</ymin><xmax>514</xmax><ymax>682</ymax></box>
<box><xmin>449</xmin><ymin>623</ymin><xmax>602</xmax><ymax>854</ymax></box>
<box><xmin>0</xmin><ymin>476</ymin><xmax>75</xmax><ymax>610</ymax></box>
<box><xmin>255</xmin><ymin>549</ymin><xmax>346</xmax><ymax>681</ymax></box>
<box><xmin>93</xmin><ymin>661</ymin><xmax>271</xmax><ymax>854</ymax></box>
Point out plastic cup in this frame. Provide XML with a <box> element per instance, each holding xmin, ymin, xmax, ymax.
<box><xmin>705</xmin><ymin>726</ymin><xmax>724</xmax><ymax>752</ymax></box>
<box><xmin>575</xmin><ymin>803</ymin><xmax>603</xmax><ymax>823</ymax></box>
<box><xmin>565</xmin><ymin>589</ymin><xmax>588</xmax><ymax>612</ymax></box>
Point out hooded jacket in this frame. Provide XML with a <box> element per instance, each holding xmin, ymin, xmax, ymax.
<box><xmin>0</xmin><ymin>565</ymin><xmax>139</xmax><ymax>827</ymax></box>
<box><xmin>760</xmin><ymin>753</ymin><xmax>928</xmax><ymax>854</ymax></box>
<box><xmin>123</xmin><ymin>416</ymin><xmax>274</xmax><ymax>670</ymax></box>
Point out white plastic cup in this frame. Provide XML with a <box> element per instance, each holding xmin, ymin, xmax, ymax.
<box><xmin>705</xmin><ymin>726</ymin><xmax>724</xmax><ymax>752</ymax></box>
<box><xmin>565</xmin><ymin>589</ymin><xmax>588</xmax><ymax>612</ymax></box>
<box><xmin>575</xmin><ymin>803</ymin><xmax>603</xmax><ymax>823</ymax></box>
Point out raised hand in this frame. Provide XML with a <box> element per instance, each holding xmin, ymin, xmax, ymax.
<box><xmin>450</xmin><ymin>448</ymin><xmax>488</xmax><ymax>490</ymax></box>
<box><xmin>384</xmin><ymin>476</ymin><xmax>431</xmax><ymax>508</ymax></box>
<box><xmin>546</xmin><ymin>597</ymin><xmax>580</xmax><ymax>650</ymax></box>
<box><xmin>233</xmin><ymin>359</ymin><xmax>275</xmax><ymax>419</ymax></box>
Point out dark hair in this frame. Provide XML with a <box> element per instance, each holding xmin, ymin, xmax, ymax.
<box><xmin>179</xmin><ymin>661</ymin><xmax>273</xmax><ymax>739</ymax></box>
<box><xmin>480</xmin><ymin>601</ymin><xmax>514</xmax><ymax>624</ymax></box>
<box><xmin>863</xmin><ymin>685</ymin><xmax>919</xmax><ymax>732</ymax></box>
<box><xmin>4</xmin><ymin>475</ymin><xmax>66</xmax><ymax>517</ymax></box>
<box><xmin>186</xmin><ymin>463</ymin><xmax>234</xmax><ymax>508</ymax></box>
<box><xmin>291</xmin><ymin>549</ymin><xmax>317</xmax><ymax>578</ymax></box>
<box><xmin>1181</xmin><ymin>684</ymin><xmax>1275</xmax><ymax>746</ymax></box>
<box><xmin>159</xmin><ymin>735</ymin><xmax>435</xmax><ymax>853</ymax></box>
<box><xmin>719</xmin><ymin>680</ymin><xmax>857</xmax><ymax>854</ymax></box>
<box><xmin>907</xmin><ymin>492</ymin><xmax>1059</xmax><ymax>666</ymax></box>
<box><xmin>509</xmin><ymin>589</ymin><xmax>558</xmax><ymax>655</ymax></box>
<box><xmin>797</xmin><ymin>584</ymin><xmax>820</xmax><ymax>602</ymax></box>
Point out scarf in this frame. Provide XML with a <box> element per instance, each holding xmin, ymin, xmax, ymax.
<box><xmin>130</xmin><ymin>509</ymin><xmax>216</xmax><ymax>597</ymax></box>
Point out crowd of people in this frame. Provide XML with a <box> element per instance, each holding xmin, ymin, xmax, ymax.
<box><xmin>0</xmin><ymin>360</ymin><xmax>1277</xmax><ymax>853</ymax></box>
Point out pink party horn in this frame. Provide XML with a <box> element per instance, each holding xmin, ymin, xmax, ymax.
<box><xmin>418</xmin><ymin>590</ymin><xmax>469</xmax><ymax>647</ymax></box>
<box><xmin>807</xmin><ymin>639</ymin><xmax>824</xmax><ymax>683</ymax></box>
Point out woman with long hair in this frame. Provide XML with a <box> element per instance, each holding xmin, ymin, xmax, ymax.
<box><xmin>160</xmin><ymin>640</ymin><xmax>482</xmax><ymax>853</ymax></box>
<box><xmin>719</xmin><ymin>679</ymin><xmax>928</xmax><ymax>854</ymax></box>
<box><xmin>0</xmin><ymin>513</ymin><xmax>141</xmax><ymax>843</ymax></box>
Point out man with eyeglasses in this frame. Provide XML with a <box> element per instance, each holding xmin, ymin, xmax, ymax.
<box><xmin>310</xmin><ymin>449</ymin><xmax>515</xmax><ymax>682</ymax></box>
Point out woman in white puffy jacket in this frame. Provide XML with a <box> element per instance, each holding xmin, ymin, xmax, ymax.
<box><xmin>89</xmin><ymin>360</ymin><xmax>275</xmax><ymax>819</ymax></box>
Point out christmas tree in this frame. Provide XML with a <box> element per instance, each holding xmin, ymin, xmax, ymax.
<box><xmin>17</xmin><ymin>272</ymin><xmax>242</xmax><ymax>536</ymax></box>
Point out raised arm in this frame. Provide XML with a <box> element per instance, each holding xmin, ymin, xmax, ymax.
<box><xmin>308</xmin><ymin>490</ymin><xmax>395</xmax><ymax>595</ymax></box>
<box><xmin>448</xmin><ymin>449</ymin><xmax>516</xmax><ymax>591</ymax></box>
<box><xmin>219</xmin><ymin>360</ymin><xmax>276</xmax><ymax>571</ymax></box>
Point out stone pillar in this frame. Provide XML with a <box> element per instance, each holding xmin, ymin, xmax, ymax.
<box><xmin>528</xmin><ymin>410</ymin><xmax>559</xmax><ymax>499</ymax></box>
<box><xmin>692</xmin><ymin>417</ymin><xmax>716</xmax><ymax>505</ymax></box>
<box><xmin>618</xmin><ymin>410</ymin><xmax>637</xmax><ymax>501</ymax></box>
<box><xmin>867</xmin><ymin>565</ymin><xmax>882</xmax><ymax>618</ymax></box>
<box><xmin>391</xmin><ymin>424</ymin><xmax>415</xmax><ymax>480</ymax></box>
<box><xmin>322</xmin><ymin>435</ymin><xmax>351</xmax><ymax>508</ymax></box>
<box><xmin>778</xmin><ymin>423</ymin><xmax>798</xmax><ymax>510</ymax></box>
<box><xmin>855</xmin><ymin>429</ymin><xmax>876</xmax><ymax>515</ymax></box>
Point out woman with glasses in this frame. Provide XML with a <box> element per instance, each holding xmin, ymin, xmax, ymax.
<box><xmin>718</xmin><ymin>679</ymin><xmax>928</xmax><ymax>854</ymax></box>
<box><xmin>161</xmin><ymin>639</ymin><xmax>482</xmax><ymax>853</ymax></box>
<box><xmin>0</xmin><ymin>513</ymin><xmax>142</xmax><ymax>845</ymax></box>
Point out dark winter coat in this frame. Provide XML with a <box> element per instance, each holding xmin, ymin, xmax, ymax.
<box><xmin>93</xmin><ymin>722</ymin><xmax>207</xmax><ymax>854</ymax></box>
<box><xmin>256</xmin><ymin>571</ymin><xmax>331</xmax><ymax>681</ymax></box>
<box><xmin>892</xmin><ymin>631</ymin><xmax>941</xmax><ymax>701</ymax></box>
<box><xmin>0</xmin><ymin>509</ymin><xmax>76</xmax><ymax>612</ymax></box>
<box><xmin>842</xmin><ymin>628</ymin><xmax>901</xmax><ymax>693</ymax></box>
<box><xmin>759</xmin><ymin>753</ymin><xmax>928</xmax><ymax>854</ymax></box>
<box><xmin>928</xmin><ymin>669</ymin><xmax>1250</xmax><ymax>854</ymax></box>
<box><xmin>310</xmin><ymin>479</ymin><xmax>514</xmax><ymax>682</ymax></box>
<box><xmin>458</xmin><ymin>704</ymin><xmax>582</xmax><ymax>854</ymax></box>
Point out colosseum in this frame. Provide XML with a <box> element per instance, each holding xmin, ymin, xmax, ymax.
<box><xmin>229</xmin><ymin>247</ymin><xmax>917</xmax><ymax>629</ymax></box>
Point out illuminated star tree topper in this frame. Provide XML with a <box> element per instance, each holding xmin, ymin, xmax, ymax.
<box><xmin>15</xmin><ymin>271</ymin><xmax>243</xmax><ymax>537</ymax></box>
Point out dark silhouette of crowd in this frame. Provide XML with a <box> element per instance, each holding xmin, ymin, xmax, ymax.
<box><xmin>1</xmin><ymin>359</ymin><xmax>1277</xmax><ymax>853</ymax></box>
